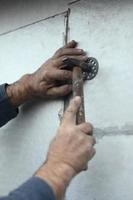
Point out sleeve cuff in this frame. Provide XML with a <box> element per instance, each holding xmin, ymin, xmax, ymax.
<box><xmin>9</xmin><ymin>177</ymin><xmax>56</xmax><ymax>200</ymax></box>
<box><xmin>0</xmin><ymin>84</ymin><xmax>18</xmax><ymax>127</ymax></box>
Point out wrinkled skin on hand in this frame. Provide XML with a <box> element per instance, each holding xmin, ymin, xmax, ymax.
<box><xmin>36</xmin><ymin>97</ymin><xmax>96</xmax><ymax>200</ymax></box>
<box><xmin>7</xmin><ymin>40</ymin><xmax>88</xmax><ymax>106</ymax></box>
<box><xmin>28</xmin><ymin>40</ymin><xmax>88</xmax><ymax>98</ymax></box>
<box><xmin>45</xmin><ymin>96</ymin><xmax>96</xmax><ymax>174</ymax></box>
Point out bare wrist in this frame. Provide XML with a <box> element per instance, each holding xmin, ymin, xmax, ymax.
<box><xmin>6</xmin><ymin>74</ymin><xmax>33</xmax><ymax>107</ymax></box>
<box><xmin>35</xmin><ymin>162</ymin><xmax>75</xmax><ymax>200</ymax></box>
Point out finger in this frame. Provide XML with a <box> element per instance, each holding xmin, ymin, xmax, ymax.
<box><xmin>62</xmin><ymin>55</ymin><xmax>88</xmax><ymax>61</ymax></box>
<box><xmin>52</xmin><ymin>55</ymin><xmax>88</xmax><ymax>69</ymax></box>
<box><xmin>88</xmin><ymin>136</ymin><xmax>96</xmax><ymax>146</ymax></box>
<box><xmin>54</xmin><ymin>48</ymin><xmax>86</xmax><ymax>58</ymax></box>
<box><xmin>64</xmin><ymin>40</ymin><xmax>78</xmax><ymax>48</ymax></box>
<box><xmin>83</xmin><ymin>148</ymin><xmax>96</xmax><ymax>171</ymax></box>
<box><xmin>53</xmin><ymin>41</ymin><xmax>78</xmax><ymax>59</ymax></box>
<box><xmin>78</xmin><ymin>123</ymin><xmax>93</xmax><ymax>135</ymax></box>
<box><xmin>62</xmin><ymin>96</ymin><xmax>81</xmax><ymax>125</ymax></box>
<box><xmin>46</xmin><ymin>84</ymin><xmax>72</xmax><ymax>98</ymax></box>
<box><xmin>89</xmin><ymin>147</ymin><xmax>96</xmax><ymax>160</ymax></box>
<box><xmin>60</xmin><ymin>55</ymin><xmax>88</xmax><ymax>68</ymax></box>
<box><xmin>47</xmin><ymin>69</ymin><xmax>72</xmax><ymax>81</ymax></box>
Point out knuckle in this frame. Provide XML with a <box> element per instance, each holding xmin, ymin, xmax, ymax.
<box><xmin>87</xmin><ymin>140</ymin><xmax>93</xmax><ymax>149</ymax></box>
<box><xmin>86</xmin><ymin>122</ymin><xmax>93</xmax><ymax>132</ymax></box>
<box><xmin>60</xmin><ymin>88</ymin><xmax>69</xmax><ymax>96</ymax></box>
<box><xmin>57</xmin><ymin>48</ymin><xmax>63</xmax><ymax>55</ymax></box>
<box><xmin>90</xmin><ymin>148</ymin><xmax>96</xmax><ymax>158</ymax></box>
<box><xmin>86</xmin><ymin>146</ymin><xmax>93</xmax><ymax>155</ymax></box>
<box><xmin>92</xmin><ymin>136</ymin><xmax>96</xmax><ymax>145</ymax></box>
<box><xmin>84</xmin><ymin>144</ymin><xmax>96</xmax><ymax>159</ymax></box>
<box><xmin>44</xmin><ymin>70</ymin><xmax>50</xmax><ymax>79</ymax></box>
<box><xmin>80</xmin><ymin>56</ymin><xmax>88</xmax><ymax>60</ymax></box>
<box><xmin>79</xmin><ymin>122</ymin><xmax>93</xmax><ymax>135</ymax></box>
<box><xmin>87</xmin><ymin>148</ymin><xmax>96</xmax><ymax>160</ymax></box>
<box><xmin>93</xmin><ymin>148</ymin><xmax>96</xmax><ymax>155</ymax></box>
<box><xmin>82</xmin><ymin>123</ymin><xmax>93</xmax><ymax>133</ymax></box>
<box><xmin>51</xmin><ymin>59</ymin><xmax>57</xmax><ymax>66</ymax></box>
<box><xmin>63</xmin><ymin>88</ymin><xmax>71</xmax><ymax>96</ymax></box>
<box><xmin>89</xmin><ymin>136</ymin><xmax>96</xmax><ymax>145</ymax></box>
<box><xmin>63</xmin><ymin>71</ymin><xmax>71</xmax><ymax>79</ymax></box>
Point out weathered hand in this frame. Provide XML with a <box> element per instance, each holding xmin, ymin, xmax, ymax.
<box><xmin>36</xmin><ymin>96</ymin><xmax>96</xmax><ymax>200</ymax></box>
<box><xmin>7</xmin><ymin>40</ymin><xmax>87</xmax><ymax>106</ymax></box>
<box><xmin>29</xmin><ymin>40</ymin><xmax>87</xmax><ymax>98</ymax></box>
<box><xmin>45</xmin><ymin>96</ymin><xmax>96</xmax><ymax>173</ymax></box>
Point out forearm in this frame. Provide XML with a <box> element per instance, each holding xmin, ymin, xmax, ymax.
<box><xmin>0</xmin><ymin>74</ymin><xmax>35</xmax><ymax>127</ymax></box>
<box><xmin>0</xmin><ymin>160</ymin><xmax>74</xmax><ymax>200</ymax></box>
<box><xmin>6</xmin><ymin>74</ymin><xmax>33</xmax><ymax>107</ymax></box>
<box><xmin>35</xmin><ymin>162</ymin><xmax>75</xmax><ymax>200</ymax></box>
<box><xmin>0</xmin><ymin>177</ymin><xmax>56</xmax><ymax>200</ymax></box>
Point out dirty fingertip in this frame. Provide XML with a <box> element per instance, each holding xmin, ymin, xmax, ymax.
<box><xmin>64</xmin><ymin>84</ymin><xmax>72</xmax><ymax>92</ymax></box>
<box><xmin>71</xmin><ymin>40</ymin><xmax>78</xmax><ymax>46</ymax></box>
<box><xmin>73</xmin><ymin>96</ymin><xmax>81</xmax><ymax>104</ymax></box>
<box><xmin>71</xmin><ymin>39</ymin><xmax>77</xmax><ymax>43</ymax></box>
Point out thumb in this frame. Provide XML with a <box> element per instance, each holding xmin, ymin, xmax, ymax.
<box><xmin>64</xmin><ymin>40</ymin><xmax>78</xmax><ymax>48</ymax></box>
<box><xmin>62</xmin><ymin>96</ymin><xmax>81</xmax><ymax>125</ymax></box>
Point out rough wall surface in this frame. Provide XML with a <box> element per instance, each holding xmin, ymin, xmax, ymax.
<box><xmin>0</xmin><ymin>8</ymin><xmax>65</xmax><ymax>194</ymax></box>
<box><xmin>0</xmin><ymin>1</ymin><xmax>133</xmax><ymax>200</ymax></box>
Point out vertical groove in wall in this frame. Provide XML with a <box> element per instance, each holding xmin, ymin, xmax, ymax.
<box><xmin>64</xmin><ymin>8</ymin><xmax>71</xmax><ymax>112</ymax></box>
<box><xmin>68</xmin><ymin>0</ymin><xmax>81</xmax><ymax>6</ymax></box>
<box><xmin>64</xmin><ymin>8</ymin><xmax>71</xmax><ymax>45</ymax></box>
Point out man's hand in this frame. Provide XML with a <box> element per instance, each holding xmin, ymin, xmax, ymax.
<box><xmin>6</xmin><ymin>40</ymin><xmax>87</xmax><ymax>106</ymax></box>
<box><xmin>35</xmin><ymin>96</ymin><xmax>96</xmax><ymax>200</ymax></box>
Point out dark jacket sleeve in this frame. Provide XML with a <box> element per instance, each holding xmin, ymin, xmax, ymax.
<box><xmin>0</xmin><ymin>84</ymin><xmax>18</xmax><ymax>127</ymax></box>
<box><xmin>0</xmin><ymin>177</ymin><xmax>55</xmax><ymax>200</ymax></box>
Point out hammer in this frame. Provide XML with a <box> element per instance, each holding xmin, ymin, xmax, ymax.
<box><xmin>63</xmin><ymin>57</ymin><xmax>99</xmax><ymax>125</ymax></box>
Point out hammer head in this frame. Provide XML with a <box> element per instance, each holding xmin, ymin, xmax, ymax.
<box><xmin>63</xmin><ymin>57</ymin><xmax>99</xmax><ymax>80</ymax></box>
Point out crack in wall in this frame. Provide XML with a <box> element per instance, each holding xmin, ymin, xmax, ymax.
<box><xmin>0</xmin><ymin>0</ymin><xmax>82</xmax><ymax>37</ymax></box>
<box><xmin>0</xmin><ymin>10</ymin><xmax>67</xmax><ymax>37</ymax></box>
<box><xmin>94</xmin><ymin>124</ymin><xmax>133</xmax><ymax>139</ymax></box>
<box><xmin>58</xmin><ymin>8</ymin><xmax>71</xmax><ymax>124</ymax></box>
<box><xmin>64</xmin><ymin>8</ymin><xmax>71</xmax><ymax>45</ymax></box>
<box><xmin>68</xmin><ymin>0</ymin><xmax>81</xmax><ymax>5</ymax></box>
<box><xmin>63</xmin><ymin>8</ymin><xmax>71</xmax><ymax>113</ymax></box>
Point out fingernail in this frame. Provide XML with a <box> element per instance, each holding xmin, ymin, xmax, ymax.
<box><xmin>78</xmin><ymin>49</ymin><xmax>84</xmax><ymax>52</ymax></box>
<box><xmin>62</xmin><ymin>57</ymin><xmax>68</xmax><ymax>62</ymax></box>
<box><xmin>83</xmin><ymin>56</ymin><xmax>89</xmax><ymax>61</ymax></box>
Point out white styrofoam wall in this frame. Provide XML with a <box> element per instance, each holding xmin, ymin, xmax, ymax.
<box><xmin>0</xmin><ymin>1</ymin><xmax>133</xmax><ymax>200</ymax></box>
<box><xmin>0</xmin><ymin>11</ymin><xmax>65</xmax><ymax>194</ymax></box>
